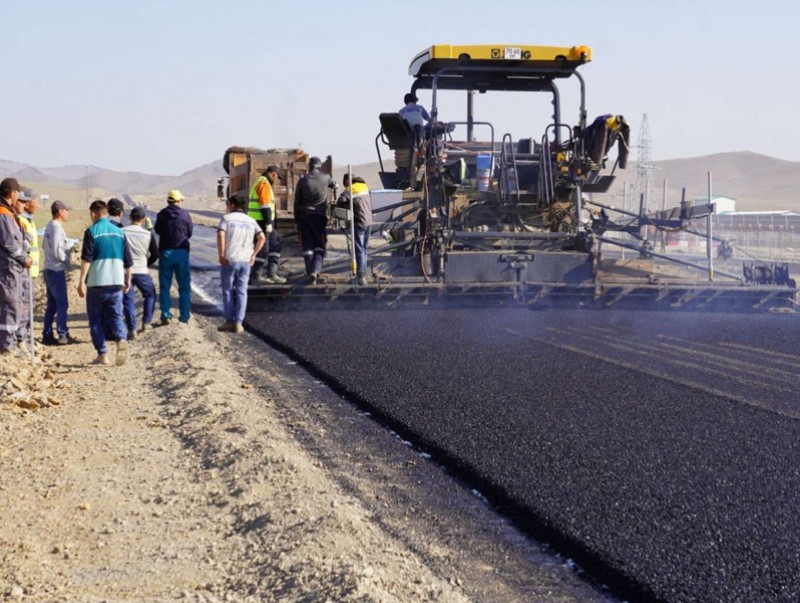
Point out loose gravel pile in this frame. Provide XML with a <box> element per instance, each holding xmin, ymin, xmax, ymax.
<box><xmin>247</xmin><ymin>307</ymin><xmax>800</xmax><ymax>603</ymax></box>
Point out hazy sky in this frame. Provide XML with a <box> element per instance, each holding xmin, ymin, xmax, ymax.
<box><xmin>4</xmin><ymin>0</ymin><xmax>799</xmax><ymax>175</ymax></box>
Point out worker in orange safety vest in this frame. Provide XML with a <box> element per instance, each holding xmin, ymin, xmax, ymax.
<box><xmin>248</xmin><ymin>166</ymin><xmax>285</xmax><ymax>283</ymax></box>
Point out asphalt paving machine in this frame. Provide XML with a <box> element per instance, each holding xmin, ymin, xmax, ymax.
<box><xmin>248</xmin><ymin>44</ymin><xmax>797</xmax><ymax>311</ymax></box>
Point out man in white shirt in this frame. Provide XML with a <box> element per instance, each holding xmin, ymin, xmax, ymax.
<box><xmin>399</xmin><ymin>92</ymin><xmax>430</xmax><ymax>142</ymax></box>
<box><xmin>216</xmin><ymin>195</ymin><xmax>265</xmax><ymax>333</ymax></box>
<box><xmin>122</xmin><ymin>207</ymin><xmax>159</xmax><ymax>336</ymax></box>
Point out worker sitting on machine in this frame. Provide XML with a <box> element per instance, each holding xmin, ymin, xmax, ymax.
<box><xmin>399</xmin><ymin>93</ymin><xmax>430</xmax><ymax>145</ymax></box>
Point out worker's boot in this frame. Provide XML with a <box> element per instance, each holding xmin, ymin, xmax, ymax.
<box><xmin>311</xmin><ymin>252</ymin><xmax>325</xmax><ymax>279</ymax></box>
<box><xmin>267</xmin><ymin>262</ymin><xmax>286</xmax><ymax>284</ymax></box>
<box><xmin>251</xmin><ymin>262</ymin><xmax>272</xmax><ymax>284</ymax></box>
<box><xmin>303</xmin><ymin>253</ymin><xmax>313</xmax><ymax>277</ymax></box>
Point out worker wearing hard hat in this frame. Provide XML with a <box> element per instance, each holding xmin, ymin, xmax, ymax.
<box><xmin>154</xmin><ymin>189</ymin><xmax>193</xmax><ymax>325</ymax></box>
<box><xmin>248</xmin><ymin>166</ymin><xmax>285</xmax><ymax>283</ymax></box>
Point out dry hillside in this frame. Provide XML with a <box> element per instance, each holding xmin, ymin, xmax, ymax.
<box><xmin>599</xmin><ymin>151</ymin><xmax>800</xmax><ymax>212</ymax></box>
<box><xmin>3</xmin><ymin>151</ymin><xmax>799</xmax><ymax>212</ymax></box>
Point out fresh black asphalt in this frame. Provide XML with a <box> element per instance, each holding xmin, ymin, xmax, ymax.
<box><xmin>244</xmin><ymin>307</ymin><xmax>800</xmax><ymax>603</ymax></box>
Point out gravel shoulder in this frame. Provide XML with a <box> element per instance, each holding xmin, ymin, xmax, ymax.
<box><xmin>1</xmin><ymin>274</ymin><xmax>614</xmax><ymax>602</ymax></box>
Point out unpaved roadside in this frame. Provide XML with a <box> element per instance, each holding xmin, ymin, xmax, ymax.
<box><xmin>1</xmin><ymin>275</ymin><xmax>616</xmax><ymax>602</ymax></box>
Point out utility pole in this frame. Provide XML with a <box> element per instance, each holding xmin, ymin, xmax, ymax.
<box><xmin>633</xmin><ymin>113</ymin><xmax>653</xmax><ymax>214</ymax></box>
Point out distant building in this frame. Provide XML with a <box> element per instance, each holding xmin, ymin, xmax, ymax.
<box><xmin>693</xmin><ymin>195</ymin><xmax>736</xmax><ymax>214</ymax></box>
<box><xmin>665</xmin><ymin>209</ymin><xmax>800</xmax><ymax>253</ymax></box>
<box><xmin>713</xmin><ymin>210</ymin><xmax>800</xmax><ymax>232</ymax></box>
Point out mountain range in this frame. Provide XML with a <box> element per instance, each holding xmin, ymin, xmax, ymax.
<box><xmin>2</xmin><ymin>151</ymin><xmax>798</xmax><ymax>213</ymax></box>
<box><xmin>0</xmin><ymin>158</ymin><xmax>227</xmax><ymax>199</ymax></box>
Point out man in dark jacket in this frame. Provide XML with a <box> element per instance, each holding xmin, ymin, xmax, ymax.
<box><xmin>294</xmin><ymin>157</ymin><xmax>334</xmax><ymax>283</ymax></box>
<box><xmin>338</xmin><ymin>174</ymin><xmax>373</xmax><ymax>285</ymax></box>
<box><xmin>154</xmin><ymin>189</ymin><xmax>193</xmax><ymax>324</ymax></box>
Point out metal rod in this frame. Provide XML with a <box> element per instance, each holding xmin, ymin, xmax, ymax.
<box><xmin>575</xmin><ymin>186</ymin><xmax>584</xmax><ymax>233</ymax></box>
<box><xmin>376</xmin><ymin>206</ymin><xmax>418</xmax><ymax>236</ymax></box>
<box><xmin>467</xmin><ymin>90</ymin><xmax>474</xmax><ymax>141</ymax></box>
<box><xmin>28</xmin><ymin>273</ymin><xmax>34</xmax><ymax>365</ymax></box>
<box><xmin>661</xmin><ymin>178</ymin><xmax>668</xmax><ymax>253</ymax></box>
<box><xmin>621</xmin><ymin>182</ymin><xmax>628</xmax><ymax>259</ymax></box>
<box><xmin>348</xmin><ymin>165</ymin><xmax>356</xmax><ymax>278</ymax></box>
<box><xmin>587</xmin><ymin>198</ymin><xmax>639</xmax><ymax>219</ymax></box>
<box><xmin>587</xmin><ymin>197</ymin><xmax>727</xmax><ymax>242</ymax></box>
<box><xmin>707</xmin><ymin>171</ymin><xmax>714</xmax><ymax>281</ymax></box>
<box><xmin>596</xmin><ymin>235</ymin><xmax>743</xmax><ymax>281</ymax></box>
<box><xmin>638</xmin><ymin>193</ymin><xmax>645</xmax><ymax>242</ymax></box>
<box><xmin>453</xmin><ymin>231</ymin><xmax>572</xmax><ymax>240</ymax></box>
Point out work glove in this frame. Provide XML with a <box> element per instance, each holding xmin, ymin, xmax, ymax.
<box><xmin>265</xmin><ymin>224</ymin><xmax>273</xmax><ymax>234</ymax></box>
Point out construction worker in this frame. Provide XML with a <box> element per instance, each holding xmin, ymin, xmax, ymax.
<box><xmin>41</xmin><ymin>200</ymin><xmax>76</xmax><ymax>345</ymax></box>
<box><xmin>107</xmin><ymin>197</ymin><xmax>125</xmax><ymax>227</ymax></box>
<box><xmin>338</xmin><ymin>175</ymin><xmax>373</xmax><ymax>286</ymax></box>
<box><xmin>217</xmin><ymin>195</ymin><xmax>265</xmax><ymax>332</ymax></box>
<box><xmin>0</xmin><ymin>178</ymin><xmax>33</xmax><ymax>356</ymax></box>
<box><xmin>77</xmin><ymin>200</ymin><xmax>132</xmax><ymax>366</ymax></box>
<box><xmin>154</xmin><ymin>189</ymin><xmax>193</xmax><ymax>325</ymax></box>
<box><xmin>16</xmin><ymin>189</ymin><xmax>40</xmax><ymax>352</ymax></box>
<box><xmin>248</xmin><ymin>166</ymin><xmax>285</xmax><ymax>283</ymax></box>
<box><xmin>399</xmin><ymin>92</ymin><xmax>430</xmax><ymax>143</ymax></box>
<box><xmin>122</xmin><ymin>206</ymin><xmax>159</xmax><ymax>336</ymax></box>
<box><xmin>294</xmin><ymin>157</ymin><xmax>334</xmax><ymax>284</ymax></box>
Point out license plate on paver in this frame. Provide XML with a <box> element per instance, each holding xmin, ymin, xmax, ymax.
<box><xmin>504</xmin><ymin>47</ymin><xmax>522</xmax><ymax>60</ymax></box>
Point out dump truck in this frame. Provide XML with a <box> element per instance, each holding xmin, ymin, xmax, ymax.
<box><xmin>247</xmin><ymin>44</ymin><xmax>797</xmax><ymax>311</ymax></box>
<box><xmin>219</xmin><ymin>146</ymin><xmax>333</xmax><ymax>220</ymax></box>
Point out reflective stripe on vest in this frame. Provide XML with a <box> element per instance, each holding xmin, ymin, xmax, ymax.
<box><xmin>18</xmin><ymin>214</ymin><xmax>39</xmax><ymax>278</ymax></box>
<box><xmin>248</xmin><ymin>176</ymin><xmax>275</xmax><ymax>222</ymax></box>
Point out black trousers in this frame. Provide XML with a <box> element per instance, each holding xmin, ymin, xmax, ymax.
<box><xmin>297</xmin><ymin>213</ymin><xmax>327</xmax><ymax>275</ymax></box>
<box><xmin>256</xmin><ymin>220</ymin><xmax>281</xmax><ymax>267</ymax></box>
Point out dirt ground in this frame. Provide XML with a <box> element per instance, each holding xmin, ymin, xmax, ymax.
<box><xmin>0</xmin><ymin>270</ymin><xmax>616</xmax><ymax>603</ymax></box>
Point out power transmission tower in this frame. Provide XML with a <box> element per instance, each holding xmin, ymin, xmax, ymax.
<box><xmin>633</xmin><ymin>113</ymin><xmax>654</xmax><ymax>213</ymax></box>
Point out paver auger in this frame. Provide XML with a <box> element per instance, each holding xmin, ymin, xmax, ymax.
<box><xmin>248</xmin><ymin>44</ymin><xmax>797</xmax><ymax>311</ymax></box>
